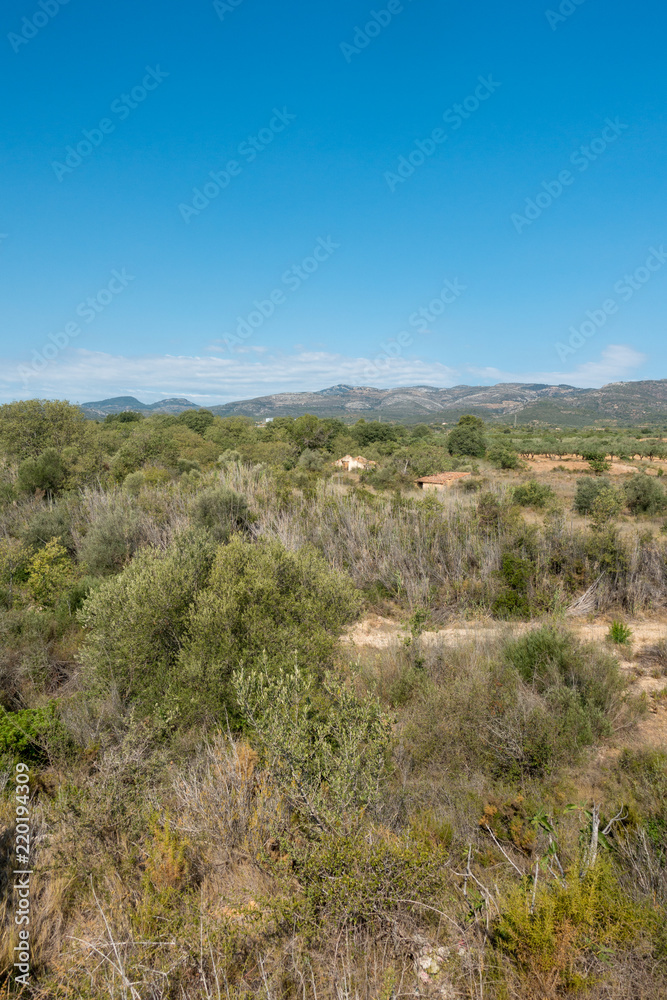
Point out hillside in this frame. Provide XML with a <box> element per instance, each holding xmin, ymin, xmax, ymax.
<box><xmin>79</xmin><ymin>379</ymin><xmax>667</xmax><ymax>425</ymax></box>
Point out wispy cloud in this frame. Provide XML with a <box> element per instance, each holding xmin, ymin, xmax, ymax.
<box><xmin>0</xmin><ymin>349</ymin><xmax>460</xmax><ymax>403</ymax></box>
<box><xmin>466</xmin><ymin>344</ymin><xmax>646</xmax><ymax>389</ymax></box>
<box><xmin>0</xmin><ymin>343</ymin><xmax>648</xmax><ymax>404</ymax></box>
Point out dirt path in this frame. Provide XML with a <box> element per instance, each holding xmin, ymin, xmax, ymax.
<box><xmin>345</xmin><ymin>613</ymin><xmax>666</xmax><ymax>652</ymax></box>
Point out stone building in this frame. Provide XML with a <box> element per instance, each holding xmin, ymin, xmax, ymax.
<box><xmin>415</xmin><ymin>472</ymin><xmax>471</xmax><ymax>491</ymax></box>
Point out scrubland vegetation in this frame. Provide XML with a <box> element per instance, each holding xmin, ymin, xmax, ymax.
<box><xmin>0</xmin><ymin>399</ymin><xmax>666</xmax><ymax>998</ymax></box>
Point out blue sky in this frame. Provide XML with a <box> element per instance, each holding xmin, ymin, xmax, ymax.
<box><xmin>1</xmin><ymin>0</ymin><xmax>665</xmax><ymax>404</ymax></box>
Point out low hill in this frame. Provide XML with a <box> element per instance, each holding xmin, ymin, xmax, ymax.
<box><xmin>79</xmin><ymin>396</ymin><xmax>199</xmax><ymax>418</ymax></box>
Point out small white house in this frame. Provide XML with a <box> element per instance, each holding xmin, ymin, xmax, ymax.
<box><xmin>334</xmin><ymin>454</ymin><xmax>377</xmax><ymax>472</ymax></box>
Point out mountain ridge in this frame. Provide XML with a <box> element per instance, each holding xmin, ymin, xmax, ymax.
<box><xmin>79</xmin><ymin>396</ymin><xmax>199</xmax><ymax>418</ymax></box>
<box><xmin>78</xmin><ymin>379</ymin><xmax>667</xmax><ymax>426</ymax></box>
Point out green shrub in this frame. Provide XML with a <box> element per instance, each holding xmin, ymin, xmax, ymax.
<box><xmin>494</xmin><ymin>859</ymin><xmax>649</xmax><ymax>989</ymax></box>
<box><xmin>123</xmin><ymin>471</ymin><xmax>145</xmax><ymax>496</ymax></box>
<box><xmin>360</xmin><ymin>466</ymin><xmax>401</xmax><ymax>492</ymax></box>
<box><xmin>351</xmin><ymin>420</ymin><xmax>400</xmax><ymax>447</ymax></box>
<box><xmin>618</xmin><ymin>747</ymin><xmax>667</xmax><ymax>793</ymax></box>
<box><xmin>0</xmin><ymin>537</ymin><xmax>28</xmax><ymax>609</ymax></box>
<box><xmin>217</xmin><ymin>449</ymin><xmax>242</xmax><ymax>467</ymax></box>
<box><xmin>447</xmin><ymin>415</ymin><xmax>486</xmax><ymax>458</ymax></box>
<box><xmin>608</xmin><ymin>619</ymin><xmax>633</xmax><ymax>645</ymax></box>
<box><xmin>0</xmin><ymin>702</ymin><xmax>71</xmax><ymax>766</ymax></box>
<box><xmin>178</xmin><ymin>538</ymin><xmax>362</xmax><ymax>715</ymax></box>
<box><xmin>573</xmin><ymin>476</ymin><xmax>615</xmax><ymax>515</ymax></box>
<box><xmin>488</xmin><ymin>443</ymin><xmax>520</xmax><ymax>469</ymax></box>
<box><xmin>78</xmin><ymin>508</ymin><xmax>143</xmax><ymax>574</ymax></box>
<box><xmin>504</xmin><ymin>626</ymin><xmax>625</xmax><ymax>721</ymax></box>
<box><xmin>0</xmin><ymin>474</ymin><xmax>16</xmax><ymax>508</ymax></box>
<box><xmin>176</xmin><ymin>458</ymin><xmax>201</xmax><ymax>475</ymax></box>
<box><xmin>22</xmin><ymin>503</ymin><xmax>74</xmax><ymax>554</ymax></box>
<box><xmin>0</xmin><ymin>399</ymin><xmax>86</xmax><ymax>460</ymax></box>
<box><xmin>142</xmin><ymin>466</ymin><xmax>171</xmax><ymax>486</ymax></box>
<box><xmin>60</xmin><ymin>575</ymin><xmax>103</xmax><ymax>613</ymax></box>
<box><xmin>477</xmin><ymin>491</ymin><xmax>503</xmax><ymax>527</ymax></box>
<box><xmin>234</xmin><ymin>663</ymin><xmax>392</xmax><ymax>830</ymax></box>
<box><xmin>191</xmin><ymin>486</ymin><xmax>252</xmax><ymax>542</ymax></box>
<box><xmin>590</xmin><ymin>485</ymin><xmax>624</xmax><ymax>528</ymax></box>
<box><xmin>80</xmin><ymin>532</ymin><xmax>360</xmax><ymax>727</ymax></box>
<box><xmin>492</xmin><ymin>553</ymin><xmax>534</xmax><ymax>618</ymax></box>
<box><xmin>492</xmin><ymin>588</ymin><xmax>530</xmax><ymax>618</ymax></box>
<box><xmin>624</xmin><ymin>474</ymin><xmax>667</xmax><ymax>515</ymax></box>
<box><xmin>496</xmin><ymin>626</ymin><xmax>630</xmax><ymax>775</ymax></box>
<box><xmin>295</xmin><ymin>830</ymin><xmax>448</xmax><ymax>930</ymax></box>
<box><xmin>583</xmin><ymin>450</ymin><xmax>611</xmax><ymax>474</ymax></box>
<box><xmin>17</xmin><ymin>448</ymin><xmax>69</xmax><ymax>498</ymax></box>
<box><xmin>105</xmin><ymin>411</ymin><xmax>143</xmax><ymax>424</ymax></box>
<box><xmin>511</xmin><ymin>479</ymin><xmax>554</xmax><ymax>508</ymax></box>
<box><xmin>110</xmin><ymin>428</ymin><xmax>179</xmax><ymax>480</ymax></box>
<box><xmin>79</xmin><ymin>529</ymin><xmax>217</xmax><ymax>708</ymax></box>
<box><xmin>177</xmin><ymin>409</ymin><xmax>215</xmax><ymax>435</ymax></box>
<box><xmin>26</xmin><ymin>538</ymin><xmax>73</xmax><ymax>607</ymax></box>
<box><xmin>298</xmin><ymin>448</ymin><xmax>324</xmax><ymax>471</ymax></box>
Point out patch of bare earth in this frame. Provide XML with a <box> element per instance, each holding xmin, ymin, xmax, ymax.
<box><xmin>526</xmin><ymin>457</ymin><xmax>642</xmax><ymax>476</ymax></box>
<box><xmin>526</xmin><ymin>453</ymin><xmax>667</xmax><ymax>475</ymax></box>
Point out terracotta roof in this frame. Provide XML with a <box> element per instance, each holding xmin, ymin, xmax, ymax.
<box><xmin>416</xmin><ymin>472</ymin><xmax>472</xmax><ymax>484</ymax></box>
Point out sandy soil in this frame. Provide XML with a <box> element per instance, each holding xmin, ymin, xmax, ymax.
<box><xmin>345</xmin><ymin>614</ymin><xmax>667</xmax><ymax>652</ymax></box>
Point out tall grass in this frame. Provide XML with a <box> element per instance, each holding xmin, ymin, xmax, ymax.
<box><xmin>8</xmin><ymin>466</ymin><xmax>666</xmax><ymax>617</ymax></box>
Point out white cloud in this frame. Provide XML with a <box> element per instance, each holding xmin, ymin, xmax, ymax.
<box><xmin>466</xmin><ymin>344</ymin><xmax>647</xmax><ymax>389</ymax></box>
<box><xmin>0</xmin><ymin>348</ymin><xmax>460</xmax><ymax>404</ymax></box>
<box><xmin>0</xmin><ymin>343</ymin><xmax>649</xmax><ymax>404</ymax></box>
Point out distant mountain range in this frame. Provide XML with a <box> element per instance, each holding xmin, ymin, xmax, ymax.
<box><xmin>80</xmin><ymin>396</ymin><xmax>199</xmax><ymax>418</ymax></box>
<box><xmin>79</xmin><ymin>380</ymin><xmax>667</xmax><ymax>426</ymax></box>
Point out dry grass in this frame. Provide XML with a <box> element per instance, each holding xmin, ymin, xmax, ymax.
<box><xmin>2</xmin><ymin>463</ymin><xmax>667</xmax><ymax>997</ymax></box>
